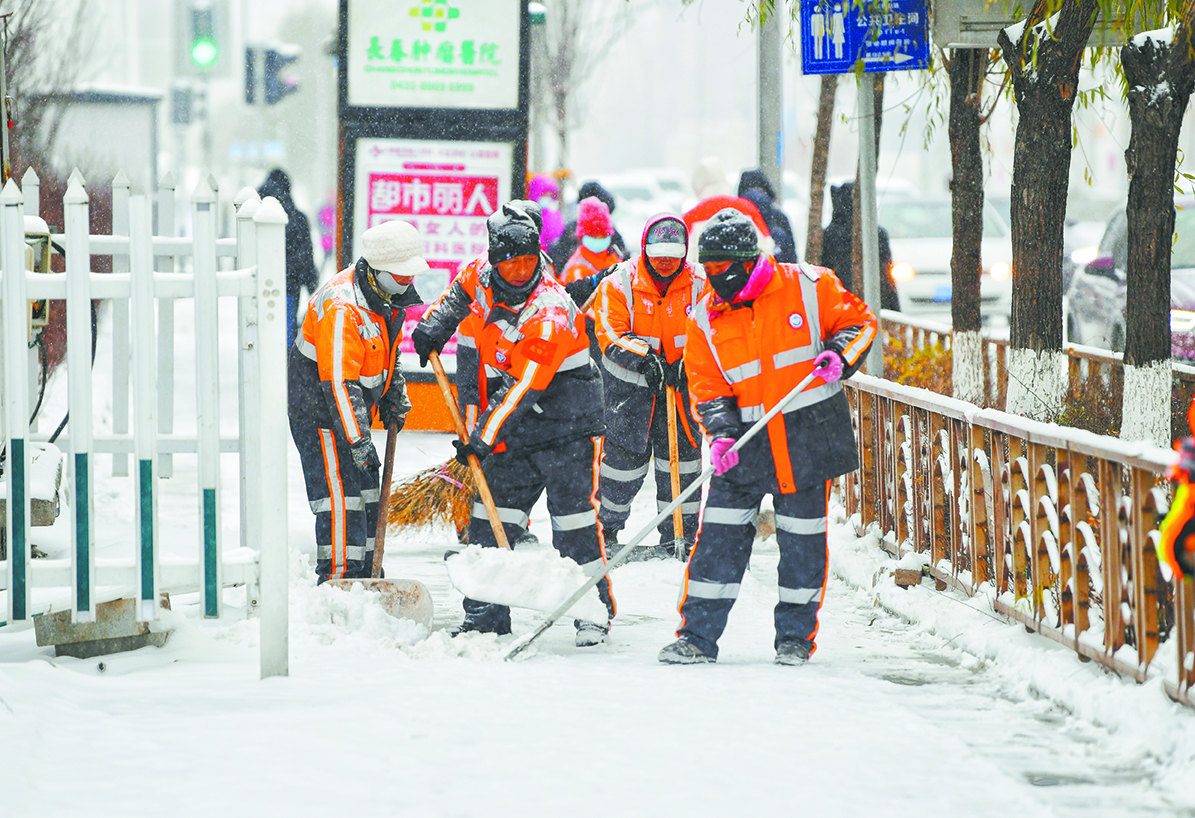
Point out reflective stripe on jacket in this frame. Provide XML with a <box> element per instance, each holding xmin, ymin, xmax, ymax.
<box><xmin>293</xmin><ymin>265</ymin><xmax>412</xmax><ymax>444</ymax></box>
<box><xmin>685</xmin><ymin>259</ymin><xmax>877</xmax><ymax>493</ymax></box>
<box><xmin>593</xmin><ymin>256</ymin><xmax>705</xmax><ymax>451</ymax></box>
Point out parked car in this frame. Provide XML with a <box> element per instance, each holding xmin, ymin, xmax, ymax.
<box><xmin>881</xmin><ymin>197</ymin><xmax>1014</xmax><ymax>326</ymax></box>
<box><xmin>1066</xmin><ymin>202</ymin><xmax>1195</xmax><ymax>360</ymax></box>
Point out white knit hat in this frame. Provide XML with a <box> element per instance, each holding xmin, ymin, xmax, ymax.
<box><xmin>362</xmin><ymin>220</ymin><xmax>431</xmax><ymax>277</ymax></box>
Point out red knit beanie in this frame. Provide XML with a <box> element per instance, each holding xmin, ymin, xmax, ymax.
<box><xmin>575</xmin><ymin>197</ymin><xmax>613</xmax><ymax>239</ymax></box>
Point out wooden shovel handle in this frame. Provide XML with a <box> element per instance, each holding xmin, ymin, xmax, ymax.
<box><xmin>665</xmin><ymin>385</ymin><xmax>684</xmax><ymax>542</ymax></box>
<box><xmin>429</xmin><ymin>351</ymin><xmax>511</xmax><ymax>550</ymax></box>
<box><xmin>371</xmin><ymin>420</ymin><xmax>400</xmax><ymax>579</ymax></box>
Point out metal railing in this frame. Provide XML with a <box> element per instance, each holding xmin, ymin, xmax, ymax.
<box><xmin>840</xmin><ymin>372</ymin><xmax>1194</xmax><ymax>706</ymax></box>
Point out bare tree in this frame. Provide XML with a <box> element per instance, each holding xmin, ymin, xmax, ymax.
<box><xmin>805</xmin><ymin>75</ymin><xmax>836</xmax><ymax>263</ymax></box>
<box><xmin>3</xmin><ymin>0</ymin><xmax>96</xmax><ymax>178</ymax></box>
<box><xmin>532</xmin><ymin>0</ymin><xmax>637</xmax><ymax>170</ymax></box>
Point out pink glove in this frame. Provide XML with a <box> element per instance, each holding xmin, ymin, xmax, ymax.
<box><xmin>710</xmin><ymin>437</ymin><xmax>739</xmax><ymax>476</ymax></box>
<box><xmin>814</xmin><ymin>350</ymin><xmax>844</xmax><ymax>383</ymax></box>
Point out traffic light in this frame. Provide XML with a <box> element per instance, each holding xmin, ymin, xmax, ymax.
<box><xmin>190</xmin><ymin>1</ymin><xmax>217</xmax><ymax>68</ymax></box>
<box><xmin>263</xmin><ymin>46</ymin><xmax>300</xmax><ymax>105</ymax></box>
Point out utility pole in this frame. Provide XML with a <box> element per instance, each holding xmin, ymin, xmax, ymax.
<box><xmin>858</xmin><ymin>74</ymin><xmax>882</xmax><ymax>375</ymax></box>
<box><xmin>757</xmin><ymin>3</ymin><xmax>783</xmax><ymax>195</ymax></box>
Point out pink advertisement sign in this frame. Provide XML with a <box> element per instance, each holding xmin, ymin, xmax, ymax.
<box><xmin>352</xmin><ymin>137</ymin><xmax>513</xmax><ymax>354</ymax></box>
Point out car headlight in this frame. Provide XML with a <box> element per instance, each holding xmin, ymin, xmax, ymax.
<box><xmin>1070</xmin><ymin>246</ymin><xmax>1099</xmax><ymax>266</ymax></box>
<box><xmin>1172</xmin><ymin>310</ymin><xmax>1195</xmax><ymax>333</ymax></box>
<box><xmin>891</xmin><ymin>262</ymin><xmax>915</xmax><ymax>282</ymax></box>
<box><xmin>986</xmin><ymin>261</ymin><xmax>1011</xmax><ymax>281</ymax></box>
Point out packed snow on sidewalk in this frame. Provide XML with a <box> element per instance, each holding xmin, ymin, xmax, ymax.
<box><xmin>4</xmin><ymin>302</ymin><xmax>1195</xmax><ymax>816</ymax></box>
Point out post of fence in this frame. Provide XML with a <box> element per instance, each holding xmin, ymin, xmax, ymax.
<box><xmin>3</xmin><ymin>178</ymin><xmax>29</xmax><ymax>622</ymax></box>
<box><xmin>192</xmin><ymin>178</ymin><xmax>222</xmax><ymax>619</ymax></box>
<box><xmin>234</xmin><ymin>188</ymin><xmax>260</xmax><ymax>559</ymax></box>
<box><xmin>64</xmin><ymin>177</ymin><xmax>96</xmax><ymax>623</ymax></box>
<box><xmin>156</xmin><ymin>172</ymin><xmax>176</xmax><ymax>478</ymax></box>
<box><xmin>129</xmin><ymin>196</ymin><xmax>160</xmax><ymax>622</ymax></box>
<box><xmin>110</xmin><ymin>171</ymin><xmax>131</xmax><ymax>477</ymax></box>
<box><xmin>254</xmin><ymin>195</ymin><xmax>289</xmax><ymax>678</ymax></box>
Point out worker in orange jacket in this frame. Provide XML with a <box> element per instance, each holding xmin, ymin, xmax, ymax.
<box><xmin>659</xmin><ymin>208</ymin><xmax>877</xmax><ymax>667</ymax></box>
<box><xmin>593</xmin><ymin>213</ymin><xmax>706</xmax><ymax>560</ymax></box>
<box><xmin>288</xmin><ymin>220</ymin><xmax>429</xmax><ymax>583</ymax></box>
<box><xmin>412</xmin><ymin>202</ymin><xmax>614</xmax><ymax>644</ymax></box>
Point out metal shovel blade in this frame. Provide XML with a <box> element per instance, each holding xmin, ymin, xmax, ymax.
<box><xmin>324</xmin><ymin>578</ymin><xmax>435</xmax><ymax>631</ymax></box>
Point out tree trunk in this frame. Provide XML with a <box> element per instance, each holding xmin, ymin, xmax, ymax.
<box><xmin>1119</xmin><ymin>8</ymin><xmax>1195</xmax><ymax>445</ymax></box>
<box><xmin>806</xmin><ymin>75</ymin><xmax>837</xmax><ymax>264</ymax></box>
<box><xmin>949</xmin><ymin>48</ymin><xmax>988</xmax><ymax>405</ymax></box>
<box><xmin>851</xmin><ymin>74</ymin><xmax>885</xmax><ymax>299</ymax></box>
<box><xmin>997</xmin><ymin>0</ymin><xmax>1098</xmax><ymax>420</ymax></box>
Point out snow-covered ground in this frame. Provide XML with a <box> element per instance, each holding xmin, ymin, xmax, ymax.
<box><xmin>4</xmin><ymin>303</ymin><xmax>1195</xmax><ymax>817</ymax></box>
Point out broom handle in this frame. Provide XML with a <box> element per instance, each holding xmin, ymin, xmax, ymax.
<box><xmin>665</xmin><ymin>385</ymin><xmax>683</xmax><ymax>543</ymax></box>
<box><xmin>429</xmin><ymin>351</ymin><xmax>511</xmax><ymax>550</ymax></box>
<box><xmin>371</xmin><ymin>420</ymin><xmax>399</xmax><ymax>579</ymax></box>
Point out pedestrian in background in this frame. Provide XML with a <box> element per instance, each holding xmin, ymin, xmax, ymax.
<box><xmin>528</xmin><ymin>174</ymin><xmax>565</xmax><ymax>252</ymax></box>
<box><xmin>737</xmin><ymin>169</ymin><xmax>799</xmax><ymax>264</ymax></box>
<box><xmin>258</xmin><ymin>168</ymin><xmax>320</xmax><ymax>349</ymax></box>
<box><xmin>819</xmin><ymin>181</ymin><xmax>900</xmax><ymax>312</ymax></box>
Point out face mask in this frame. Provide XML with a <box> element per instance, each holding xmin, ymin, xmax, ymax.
<box><xmin>581</xmin><ymin>235</ymin><xmax>612</xmax><ymax>253</ymax></box>
<box><xmin>708</xmin><ymin>261</ymin><xmax>751</xmax><ymax>302</ymax></box>
<box><xmin>537</xmin><ymin>195</ymin><xmax>556</xmax><ymax>210</ymax></box>
<box><xmin>374</xmin><ymin>270</ymin><xmax>409</xmax><ymax>295</ymax></box>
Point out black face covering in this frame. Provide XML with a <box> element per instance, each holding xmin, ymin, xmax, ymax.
<box><xmin>708</xmin><ymin>260</ymin><xmax>751</xmax><ymax>303</ymax></box>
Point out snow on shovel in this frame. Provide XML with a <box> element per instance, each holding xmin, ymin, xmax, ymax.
<box><xmin>445</xmin><ymin>545</ymin><xmax>609</xmax><ymax>623</ymax></box>
<box><xmin>429</xmin><ymin>351</ymin><xmax>609</xmax><ymax>621</ymax></box>
<box><xmin>504</xmin><ymin>361</ymin><xmax>832</xmax><ymax>660</ymax></box>
<box><xmin>325</xmin><ymin>421</ymin><xmax>435</xmax><ymax>630</ymax></box>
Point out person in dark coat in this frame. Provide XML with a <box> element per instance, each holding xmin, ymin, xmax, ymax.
<box><xmin>258</xmin><ymin>168</ymin><xmax>320</xmax><ymax>348</ymax></box>
<box><xmin>737</xmin><ymin>169</ymin><xmax>799</xmax><ymax>264</ymax></box>
<box><xmin>549</xmin><ymin>181</ymin><xmax>629</xmax><ymax>270</ymax></box>
<box><xmin>818</xmin><ymin>181</ymin><xmax>900</xmax><ymax>312</ymax></box>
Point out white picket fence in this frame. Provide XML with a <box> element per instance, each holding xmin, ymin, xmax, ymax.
<box><xmin>0</xmin><ymin>170</ymin><xmax>290</xmax><ymax>678</ymax></box>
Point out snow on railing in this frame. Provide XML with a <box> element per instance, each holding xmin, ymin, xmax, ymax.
<box><xmin>0</xmin><ymin>170</ymin><xmax>290</xmax><ymax>678</ymax></box>
<box><xmin>882</xmin><ymin>311</ymin><xmax>1195</xmax><ymax>439</ymax></box>
<box><xmin>840</xmin><ymin>373</ymin><xmax>1195</xmax><ymax>707</ymax></box>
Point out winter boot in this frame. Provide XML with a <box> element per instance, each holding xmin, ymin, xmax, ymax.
<box><xmin>450</xmin><ymin>601</ymin><xmax>512</xmax><ymax>637</ymax></box>
<box><xmin>658</xmin><ymin>637</ymin><xmax>715</xmax><ymax>664</ymax></box>
<box><xmin>575</xmin><ymin>620</ymin><xmax>610</xmax><ymax>647</ymax></box>
<box><xmin>602</xmin><ymin>529</ymin><xmax>620</xmax><ymax>560</ymax></box>
<box><xmin>775</xmin><ymin>641</ymin><xmax>811</xmax><ymax>666</ymax></box>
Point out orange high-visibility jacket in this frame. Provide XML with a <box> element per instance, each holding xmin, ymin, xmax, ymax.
<box><xmin>419</xmin><ymin>258</ymin><xmax>602</xmax><ymax>452</ymax></box>
<box><xmin>560</xmin><ymin>243</ymin><xmax>623</xmax><ymax>287</ymax></box>
<box><xmin>685</xmin><ymin>259</ymin><xmax>877</xmax><ymax>493</ymax></box>
<box><xmin>294</xmin><ymin>264</ymin><xmax>416</xmax><ymax>445</ymax></box>
<box><xmin>593</xmin><ymin>255</ymin><xmax>706</xmax><ymax>450</ymax></box>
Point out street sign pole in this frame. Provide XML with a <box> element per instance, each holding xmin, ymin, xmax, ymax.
<box><xmin>858</xmin><ymin>74</ymin><xmax>882</xmax><ymax>375</ymax></box>
<box><xmin>758</xmin><ymin>7</ymin><xmax>783</xmax><ymax>197</ymax></box>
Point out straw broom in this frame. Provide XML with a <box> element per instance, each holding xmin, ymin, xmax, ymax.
<box><xmin>386</xmin><ymin>458</ymin><xmax>476</xmax><ymax>535</ymax></box>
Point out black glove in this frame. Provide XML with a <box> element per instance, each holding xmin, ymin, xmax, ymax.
<box><xmin>378</xmin><ymin>401</ymin><xmax>407</xmax><ymax>432</ymax></box>
<box><xmin>564</xmin><ymin>277</ymin><xmax>593</xmax><ymax>306</ymax></box>
<box><xmin>349</xmin><ymin>436</ymin><xmax>381</xmax><ymax>476</ymax></box>
<box><xmin>411</xmin><ymin>326</ymin><xmax>443</xmax><ymax>368</ymax></box>
<box><xmin>664</xmin><ymin>357</ymin><xmax>685</xmax><ymax>390</ymax></box>
<box><xmin>452</xmin><ymin>438</ymin><xmax>490</xmax><ymax>467</ymax></box>
<box><xmin>641</xmin><ymin>351</ymin><xmax>667</xmax><ymax>393</ymax></box>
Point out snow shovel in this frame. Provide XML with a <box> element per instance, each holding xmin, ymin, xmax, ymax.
<box><xmin>325</xmin><ymin>420</ymin><xmax>435</xmax><ymax>629</ymax></box>
<box><xmin>429</xmin><ymin>350</ymin><xmax>511</xmax><ymax>550</ymax></box>
<box><xmin>664</xmin><ymin>385</ymin><xmax>685</xmax><ymax>557</ymax></box>
<box><xmin>504</xmin><ymin>360</ymin><xmax>832</xmax><ymax>660</ymax></box>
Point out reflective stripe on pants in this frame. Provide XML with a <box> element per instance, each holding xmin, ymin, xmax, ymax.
<box><xmin>676</xmin><ymin>476</ymin><xmax>828</xmax><ymax>658</ymax></box>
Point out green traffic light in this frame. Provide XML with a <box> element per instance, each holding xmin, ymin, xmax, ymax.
<box><xmin>192</xmin><ymin>37</ymin><xmax>217</xmax><ymax>66</ymax></box>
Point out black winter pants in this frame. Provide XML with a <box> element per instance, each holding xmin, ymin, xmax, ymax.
<box><xmin>677</xmin><ymin>461</ymin><xmax>829</xmax><ymax>659</ymax></box>
<box><xmin>462</xmin><ymin>436</ymin><xmax>616</xmax><ymax>630</ymax></box>
<box><xmin>290</xmin><ymin>420</ymin><xmax>379</xmax><ymax>582</ymax></box>
<box><xmin>598</xmin><ymin>398</ymin><xmax>700</xmax><ymax>545</ymax></box>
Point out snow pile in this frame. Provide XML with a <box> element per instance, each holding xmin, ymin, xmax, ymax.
<box><xmin>445</xmin><ymin>544</ymin><xmax>609</xmax><ymax>623</ymax></box>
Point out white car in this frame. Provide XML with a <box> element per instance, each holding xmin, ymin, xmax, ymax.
<box><xmin>882</xmin><ymin>198</ymin><xmax>1013</xmax><ymax>326</ymax></box>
